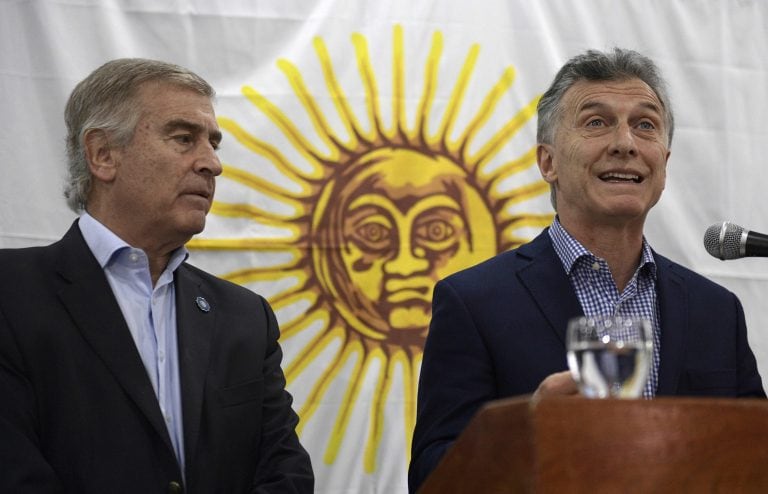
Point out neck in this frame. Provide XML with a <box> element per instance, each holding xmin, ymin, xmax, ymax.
<box><xmin>86</xmin><ymin>209</ymin><xmax>183</xmax><ymax>287</ymax></box>
<box><xmin>559</xmin><ymin>216</ymin><xmax>645</xmax><ymax>292</ymax></box>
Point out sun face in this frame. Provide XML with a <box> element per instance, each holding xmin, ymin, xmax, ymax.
<box><xmin>188</xmin><ymin>25</ymin><xmax>552</xmax><ymax>473</ymax></box>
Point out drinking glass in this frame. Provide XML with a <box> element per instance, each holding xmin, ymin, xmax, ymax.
<box><xmin>566</xmin><ymin>315</ymin><xmax>653</xmax><ymax>398</ymax></box>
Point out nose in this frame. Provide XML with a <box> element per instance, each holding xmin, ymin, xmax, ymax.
<box><xmin>609</xmin><ymin>123</ymin><xmax>637</xmax><ymax>157</ymax></box>
<box><xmin>195</xmin><ymin>142</ymin><xmax>223</xmax><ymax>177</ymax></box>
<box><xmin>383</xmin><ymin>240</ymin><xmax>430</xmax><ymax>277</ymax></box>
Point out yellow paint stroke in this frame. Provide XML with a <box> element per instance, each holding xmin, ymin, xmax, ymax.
<box><xmin>313</xmin><ymin>36</ymin><xmax>365</xmax><ymax>147</ymax></box>
<box><xmin>363</xmin><ymin>347</ymin><xmax>389</xmax><ymax>473</ymax></box>
<box><xmin>479</xmin><ymin>146</ymin><xmax>538</xmax><ymax>187</ymax></box>
<box><xmin>279</xmin><ymin>307</ymin><xmax>329</xmax><ymax>340</ymax></box>
<box><xmin>242</xmin><ymin>86</ymin><xmax>328</xmax><ymax>177</ymax></box>
<box><xmin>269</xmin><ymin>290</ymin><xmax>319</xmax><ymax>328</ymax></box>
<box><xmin>391</xmin><ymin>24</ymin><xmax>407</xmax><ymax>139</ymax></box>
<box><xmin>323</xmin><ymin>340</ymin><xmax>374</xmax><ymax>464</ymax></box>
<box><xmin>456</xmin><ymin>66</ymin><xmax>516</xmax><ymax>160</ymax></box>
<box><xmin>187</xmin><ymin>237</ymin><xmax>305</xmax><ymax>252</ymax></box>
<box><xmin>286</xmin><ymin>324</ymin><xmax>345</xmax><ymax>384</ymax></box>
<box><xmin>352</xmin><ymin>33</ymin><xmax>386</xmax><ymax>139</ymax></box>
<box><xmin>278</xmin><ymin>308</ymin><xmax>328</xmax><ymax>342</ymax></box>
<box><xmin>295</xmin><ymin>327</ymin><xmax>355</xmax><ymax>435</ymax></box>
<box><xmin>218</xmin><ymin>118</ymin><xmax>324</xmax><ymax>188</ymax></box>
<box><xmin>469</xmin><ymin>96</ymin><xmax>541</xmax><ymax>173</ymax></box>
<box><xmin>415</xmin><ymin>31</ymin><xmax>442</xmax><ymax>143</ymax></box>
<box><xmin>225</xmin><ymin>267</ymin><xmax>308</xmax><ymax>296</ymax></box>
<box><xmin>437</xmin><ymin>43</ymin><xmax>479</xmax><ymax>148</ymax></box>
<box><xmin>407</xmin><ymin>351</ymin><xmax>422</xmax><ymax>460</ymax></box>
<box><xmin>496</xmin><ymin>181</ymin><xmax>552</xmax><ymax>209</ymax></box>
<box><xmin>277</xmin><ymin>59</ymin><xmax>342</xmax><ymax>161</ymax></box>
<box><xmin>210</xmin><ymin>199</ymin><xmax>304</xmax><ymax>222</ymax></box>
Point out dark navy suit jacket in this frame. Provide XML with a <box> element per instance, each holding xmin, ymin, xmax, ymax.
<box><xmin>0</xmin><ymin>221</ymin><xmax>313</xmax><ymax>493</ymax></box>
<box><xmin>409</xmin><ymin>229</ymin><xmax>765</xmax><ymax>492</ymax></box>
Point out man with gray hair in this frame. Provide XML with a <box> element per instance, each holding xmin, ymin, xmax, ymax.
<box><xmin>409</xmin><ymin>47</ymin><xmax>764</xmax><ymax>492</ymax></box>
<box><xmin>0</xmin><ymin>59</ymin><xmax>313</xmax><ymax>493</ymax></box>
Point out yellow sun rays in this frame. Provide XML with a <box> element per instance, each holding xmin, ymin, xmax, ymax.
<box><xmin>188</xmin><ymin>24</ymin><xmax>552</xmax><ymax>473</ymax></box>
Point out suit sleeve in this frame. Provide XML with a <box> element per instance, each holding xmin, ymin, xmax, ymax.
<box><xmin>408</xmin><ymin>279</ymin><xmax>496</xmax><ymax>493</ymax></box>
<box><xmin>0</xmin><ymin>307</ymin><xmax>63</xmax><ymax>493</ymax></box>
<box><xmin>250</xmin><ymin>296</ymin><xmax>314</xmax><ymax>494</ymax></box>
<box><xmin>734</xmin><ymin>296</ymin><xmax>766</xmax><ymax>397</ymax></box>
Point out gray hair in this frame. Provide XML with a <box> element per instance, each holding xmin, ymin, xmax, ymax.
<box><xmin>536</xmin><ymin>48</ymin><xmax>674</xmax><ymax>210</ymax></box>
<box><xmin>63</xmin><ymin>58</ymin><xmax>215</xmax><ymax>212</ymax></box>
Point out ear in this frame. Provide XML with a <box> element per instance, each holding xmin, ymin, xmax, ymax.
<box><xmin>537</xmin><ymin>143</ymin><xmax>557</xmax><ymax>184</ymax></box>
<box><xmin>660</xmin><ymin>148</ymin><xmax>671</xmax><ymax>191</ymax></box>
<box><xmin>83</xmin><ymin>129</ymin><xmax>118</xmax><ymax>183</ymax></box>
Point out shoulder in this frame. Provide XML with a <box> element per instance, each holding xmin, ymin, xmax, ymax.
<box><xmin>0</xmin><ymin>221</ymin><xmax>85</xmax><ymax>275</ymax></box>
<box><xmin>439</xmin><ymin>230</ymin><xmax>554</xmax><ymax>294</ymax></box>
<box><xmin>176</xmin><ymin>262</ymin><xmax>278</xmax><ymax>333</ymax></box>
<box><xmin>654</xmin><ymin>252</ymin><xmax>737</xmax><ymax>298</ymax></box>
<box><xmin>0</xmin><ymin>242</ymin><xmax>60</xmax><ymax>279</ymax></box>
<box><xmin>443</xmin><ymin>230</ymin><xmax>552</xmax><ymax>282</ymax></box>
<box><xmin>179</xmin><ymin>262</ymin><xmax>262</xmax><ymax>300</ymax></box>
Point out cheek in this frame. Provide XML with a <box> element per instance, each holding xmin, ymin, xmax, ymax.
<box><xmin>342</xmin><ymin>247</ymin><xmax>385</xmax><ymax>287</ymax></box>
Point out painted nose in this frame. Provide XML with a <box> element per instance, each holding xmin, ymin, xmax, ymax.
<box><xmin>384</xmin><ymin>242</ymin><xmax>430</xmax><ymax>276</ymax></box>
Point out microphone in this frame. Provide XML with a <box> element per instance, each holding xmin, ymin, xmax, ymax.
<box><xmin>703</xmin><ymin>222</ymin><xmax>768</xmax><ymax>260</ymax></box>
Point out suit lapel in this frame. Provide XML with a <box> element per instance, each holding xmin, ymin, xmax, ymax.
<box><xmin>175</xmin><ymin>265</ymin><xmax>215</xmax><ymax>470</ymax></box>
<box><xmin>516</xmin><ymin>232</ymin><xmax>583</xmax><ymax>345</ymax></box>
<box><xmin>655</xmin><ymin>255</ymin><xmax>687</xmax><ymax>395</ymax></box>
<box><xmin>54</xmin><ymin>223</ymin><xmax>174</xmax><ymax>452</ymax></box>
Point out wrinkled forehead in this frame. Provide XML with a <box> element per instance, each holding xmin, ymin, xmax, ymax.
<box><xmin>561</xmin><ymin>78</ymin><xmax>664</xmax><ymax>115</ymax></box>
<box><xmin>134</xmin><ymin>80</ymin><xmax>215</xmax><ymax>112</ymax></box>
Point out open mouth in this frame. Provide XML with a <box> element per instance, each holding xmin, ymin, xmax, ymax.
<box><xmin>599</xmin><ymin>172</ymin><xmax>642</xmax><ymax>184</ymax></box>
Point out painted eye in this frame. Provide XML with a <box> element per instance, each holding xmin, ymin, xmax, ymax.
<box><xmin>356</xmin><ymin>223</ymin><xmax>391</xmax><ymax>243</ymax></box>
<box><xmin>415</xmin><ymin>220</ymin><xmax>454</xmax><ymax>242</ymax></box>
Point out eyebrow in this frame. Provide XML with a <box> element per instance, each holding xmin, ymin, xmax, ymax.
<box><xmin>579</xmin><ymin>100</ymin><xmax>663</xmax><ymax>116</ymax></box>
<box><xmin>163</xmin><ymin>119</ymin><xmax>223</xmax><ymax>144</ymax></box>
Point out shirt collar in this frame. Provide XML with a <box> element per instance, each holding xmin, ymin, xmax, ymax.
<box><xmin>548</xmin><ymin>216</ymin><xmax>657</xmax><ymax>279</ymax></box>
<box><xmin>78</xmin><ymin>212</ymin><xmax>189</xmax><ymax>272</ymax></box>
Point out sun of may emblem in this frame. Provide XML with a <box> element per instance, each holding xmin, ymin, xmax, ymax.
<box><xmin>188</xmin><ymin>24</ymin><xmax>553</xmax><ymax>473</ymax></box>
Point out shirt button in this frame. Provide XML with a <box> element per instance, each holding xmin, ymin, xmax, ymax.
<box><xmin>591</xmin><ymin>261</ymin><xmax>600</xmax><ymax>271</ymax></box>
<box><xmin>129</xmin><ymin>252</ymin><xmax>140</xmax><ymax>262</ymax></box>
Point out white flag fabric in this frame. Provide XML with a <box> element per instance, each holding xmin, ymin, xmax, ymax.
<box><xmin>2</xmin><ymin>1</ymin><xmax>768</xmax><ymax>492</ymax></box>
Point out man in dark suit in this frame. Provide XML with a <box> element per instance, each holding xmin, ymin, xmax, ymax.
<box><xmin>0</xmin><ymin>59</ymin><xmax>313</xmax><ymax>493</ymax></box>
<box><xmin>409</xmin><ymin>48</ymin><xmax>765</xmax><ymax>492</ymax></box>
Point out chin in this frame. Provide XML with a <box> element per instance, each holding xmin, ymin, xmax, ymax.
<box><xmin>388</xmin><ymin>304</ymin><xmax>431</xmax><ymax>329</ymax></box>
<box><xmin>602</xmin><ymin>198</ymin><xmax>649</xmax><ymax>216</ymax></box>
<box><xmin>179</xmin><ymin>216</ymin><xmax>208</xmax><ymax>237</ymax></box>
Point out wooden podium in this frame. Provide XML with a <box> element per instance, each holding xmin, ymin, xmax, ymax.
<box><xmin>418</xmin><ymin>396</ymin><xmax>768</xmax><ymax>493</ymax></box>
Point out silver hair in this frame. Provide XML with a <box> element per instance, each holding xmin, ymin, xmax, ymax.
<box><xmin>536</xmin><ymin>48</ymin><xmax>674</xmax><ymax>210</ymax></box>
<box><xmin>63</xmin><ymin>58</ymin><xmax>215</xmax><ymax>212</ymax></box>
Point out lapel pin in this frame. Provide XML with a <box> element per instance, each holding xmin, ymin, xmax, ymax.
<box><xmin>195</xmin><ymin>296</ymin><xmax>211</xmax><ymax>313</ymax></box>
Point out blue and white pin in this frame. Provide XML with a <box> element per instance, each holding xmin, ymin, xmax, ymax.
<box><xmin>195</xmin><ymin>296</ymin><xmax>211</xmax><ymax>313</ymax></box>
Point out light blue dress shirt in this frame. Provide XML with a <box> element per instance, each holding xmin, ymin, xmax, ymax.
<box><xmin>79</xmin><ymin>213</ymin><xmax>187</xmax><ymax>474</ymax></box>
<box><xmin>548</xmin><ymin>217</ymin><xmax>661</xmax><ymax>398</ymax></box>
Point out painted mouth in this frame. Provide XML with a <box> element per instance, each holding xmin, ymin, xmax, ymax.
<box><xmin>386</xmin><ymin>289</ymin><xmax>431</xmax><ymax>304</ymax></box>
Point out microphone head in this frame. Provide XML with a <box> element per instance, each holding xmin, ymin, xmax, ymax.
<box><xmin>703</xmin><ymin>221</ymin><xmax>744</xmax><ymax>260</ymax></box>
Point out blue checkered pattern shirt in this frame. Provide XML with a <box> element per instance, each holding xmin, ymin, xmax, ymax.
<box><xmin>548</xmin><ymin>218</ymin><xmax>661</xmax><ymax>398</ymax></box>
